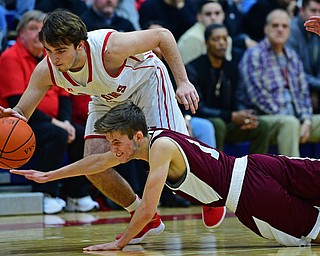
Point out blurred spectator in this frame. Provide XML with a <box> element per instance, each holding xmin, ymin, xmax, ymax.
<box><xmin>221</xmin><ymin>0</ymin><xmax>258</xmax><ymax>64</ymax></box>
<box><xmin>186</xmin><ymin>23</ymin><xmax>270</xmax><ymax>153</ymax></box>
<box><xmin>80</xmin><ymin>0</ymin><xmax>135</xmax><ymax>32</ymax></box>
<box><xmin>242</xmin><ymin>0</ymin><xmax>293</xmax><ymax>42</ymax></box>
<box><xmin>3</xmin><ymin>0</ymin><xmax>35</xmax><ymax>30</ymax></box>
<box><xmin>0</xmin><ymin>10</ymin><xmax>98</xmax><ymax>214</ymax></box>
<box><xmin>139</xmin><ymin>0</ymin><xmax>197</xmax><ymax>40</ymax></box>
<box><xmin>287</xmin><ymin>0</ymin><xmax>320</xmax><ymax>113</ymax></box>
<box><xmin>35</xmin><ymin>0</ymin><xmax>88</xmax><ymax>16</ymax></box>
<box><xmin>178</xmin><ymin>0</ymin><xmax>232</xmax><ymax>64</ymax></box>
<box><xmin>117</xmin><ymin>0</ymin><xmax>141</xmax><ymax>30</ymax></box>
<box><xmin>239</xmin><ymin>9</ymin><xmax>320</xmax><ymax>157</ymax></box>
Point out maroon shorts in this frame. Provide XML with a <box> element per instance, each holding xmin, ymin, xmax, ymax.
<box><xmin>234</xmin><ymin>154</ymin><xmax>320</xmax><ymax>246</ymax></box>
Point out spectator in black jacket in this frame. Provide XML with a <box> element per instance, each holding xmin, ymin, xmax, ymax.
<box><xmin>35</xmin><ymin>0</ymin><xmax>88</xmax><ymax>16</ymax></box>
<box><xmin>139</xmin><ymin>0</ymin><xmax>197</xmax><ymax>41</ymax></box>
<box><xmin>186</xmin><ymin>23</ymin><xmax>270</xmax><ymax>153</ymax></box>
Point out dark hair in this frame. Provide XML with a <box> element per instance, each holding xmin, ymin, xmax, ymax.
<box><xmin>204</xmin><ymin>23</ymin><xmax>227</xmax><ymax>41</ymax></box>
<box><xmin>39</xmin><ymin>9</ymin><xmax>88</xmax><ymax>48</ymax></box>
<box><xmin>302</xmin><ymin>0</ymin><xmax>320</xmax><ymax>8</ymax></box>
<box><xmin>197</xmin><ymin>0</ymin><xmax>220</xmax><ymax>13</ymax></box>
<box><xmin>142</xmin><ymin>20</ymin><xmax>167</xmax><ymax>30</ymax></box>
<box><xmin>94</xmin><ymin>102</ymin><xmax>148</xmax><ymax>139</ymax></box>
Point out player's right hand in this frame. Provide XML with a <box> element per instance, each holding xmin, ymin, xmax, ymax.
<box><xmin>0</xmin><ymin>106</ymin><xmax>27</xmax><ymax>121</ymax></box>
<box><xmin>175</xmin><ymin>81</ymin><xmax>199</xmax><ymax>114</ymax></box>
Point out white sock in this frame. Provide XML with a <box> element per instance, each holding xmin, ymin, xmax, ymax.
<box><xmin>124</xmin><ymin>194</ymin><xmax>140</xmax><ymax>213</ymax></box>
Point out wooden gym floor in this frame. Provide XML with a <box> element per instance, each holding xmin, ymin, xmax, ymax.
<box><xmin>0</xmin><ymin>206</ymin><xmax>319</xmax><ymax>256</ymax></box>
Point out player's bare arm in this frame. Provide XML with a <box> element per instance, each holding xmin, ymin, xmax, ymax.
<box><xmin>13</xmin><ymin>59</ymin><xmax>53</xmax><ymax>120</ymax></box>
<box><xmin>83</xmin><ymin>138</ymin><xmax>174</xmax><ymax>251</ymax></box>
<box><xmin>106</xmin><ymin>29</ymin><xmax>199</xmax><ymax>114</ymax></box>
<box><xmin>10</xmin><ymin>151</ymin><xmax>120</xmax><ymax>183</ymax></box>
<box><xmin>304</xmin><ymin>16</ymin><xmax>320</xmax><ymax>36</ymax></box>
<box><xmin>0</xmin><ymin>60</ymin><xmax>52</xmax><ymax>120</ymax></box>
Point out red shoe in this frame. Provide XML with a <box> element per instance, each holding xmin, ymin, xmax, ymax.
<box><xmin>202</xmin><ymin>206</ymin><xmax>226</xmax><ymax>228</ymax></box>
<box><xmin>116</xmin><ymin>212</ymin><xmax>165</xmax><ymax>244</ymax></box>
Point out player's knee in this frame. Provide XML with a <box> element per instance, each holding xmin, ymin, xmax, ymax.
<box><xmin>84</xmin><ymin>137</ymin><xmax>109</xmax><ymax>157</ymax></box>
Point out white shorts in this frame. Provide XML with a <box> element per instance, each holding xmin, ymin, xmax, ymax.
<box><xmin>84</xmin><ymin>67</ymin><xmax>188</xmax><ymax>139</ymax></box>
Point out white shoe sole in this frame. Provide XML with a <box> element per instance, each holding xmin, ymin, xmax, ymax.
<box><xmin>128</xmin><ymin>221</ymin><xmax>165</xmax><ymax>245</ymax></box>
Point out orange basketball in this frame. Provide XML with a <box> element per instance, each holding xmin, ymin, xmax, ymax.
<box><xmin>0</xmin><ymin>117</ymin><xmax>36</xmax><ymax>169</ymax></box>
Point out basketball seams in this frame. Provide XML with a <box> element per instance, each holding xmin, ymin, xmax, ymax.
<box><xmin>0</xmin><ymin>117</ymin><xmax>36</xmax><ymax>169</ymax></box>
<box><xmin>1</xmin><ymin>133</ymin><xmax>35</xmax><ymax>153</ymax></box>
<box><xmin>0</xmin><ymin>118</ymin><xmax>20</xmax><ymax>158</ymax></box>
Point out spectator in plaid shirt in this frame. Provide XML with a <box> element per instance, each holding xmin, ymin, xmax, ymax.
<box><xmin>239</xmin><ymin>9</ymin><xmax>320</xmax><ymax>157</ymax></box>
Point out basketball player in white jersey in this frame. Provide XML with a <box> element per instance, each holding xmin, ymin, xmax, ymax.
<box><xmin>0</xmin><ymin>10</ymin><xmax>201</xmax><ymax>242</ymax></box>
<box><xmin>12</xmin><ymin>102</ymin><xmax>320</xmax><ymax>250</ymax></box>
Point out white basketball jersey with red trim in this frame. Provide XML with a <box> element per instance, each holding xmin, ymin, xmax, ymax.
<box><xmin>47</xmin><ymin>29</ymin><xmax>159</xmax><ymax>104</ymax></box>
<box><xmin>47</xmin><ymin>29</ymin><xmax>188</xmax><ymax>134</ymax></box>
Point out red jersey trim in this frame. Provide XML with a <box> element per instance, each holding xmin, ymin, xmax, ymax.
<box><xmin>129</xmin><ymin>54</ymin><xmax>154</xmax><ymax>62</ymax></box>
<box><xmin>85</xmin><ymin>41</ymin><xmax>93</xmax><ymax>83</ymax></box>
<box><xmin>157</xmin><ymin>66</ymin><xmax>171</xmax><ymax>129</ymax></box>
<box><xmin>46</xmin><ymin>57</ymin><xmax>58</xmax><ymax>86</ymax></box>
<box><xmin>102</xmin><ymin>31</ymin><xmax>127</xmax><ymax>78</ymax></box>
<box><xmin>61</xmin><ymin>42</ymin><xmax>93</xmax><ymax>86</ymax></box>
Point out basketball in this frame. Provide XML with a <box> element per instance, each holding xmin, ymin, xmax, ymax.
<box><xmin>0</xmin><ymin>117</ymin><xmax>36</xmax><ymax>169</ymax></box>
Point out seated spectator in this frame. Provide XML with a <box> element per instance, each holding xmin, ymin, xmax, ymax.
<box><xmin>80</xmin><ymin>0</ymin><xmax>135</xmax><ymax>32</ymax></box>
<box><xmin>139</xmin><ymin>0</ymin><xmax>197</xmax><ymax>41</ymax></box>
<box><xmin>239</xmin><ymin>9</ymin><xmax>320</xmax><ymax>157</ymax></box>
<box><xmin>178</xmin><ymin>0</ymin><xmax>232</xmax><ymax>64</ymax></box>
<box><xmin>0</xmin><ymin>10</ymin><xmax>98</xmax><ymax>214</ymax></box>
<box><xmin>242</xmin><ymin>0</ymin><xmax>293</xmax><ymax>42</ymax></box>
<box><xmin>186</xmin><ymin>23</ymin><xmax>270</xmax><ymax>153</ymax></box>
<box><xmin>3</xmin><ymin>0</ymin><xmax>35</xmax><ymax>30</ymax></box>
<box><xmin>287</xmin><ymin>0</ymin><xmax>320</xmax><ymax>113</ymax></box>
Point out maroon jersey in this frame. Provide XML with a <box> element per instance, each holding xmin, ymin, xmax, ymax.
<box><xmin>150</xmin><ymin>129</ymin><xmax>320</xmax><ymax>246</ymax></box>
<box><xmin>150</xmin><ymin>128</ymin><xmax>236</xmax><ymax>207</ymax></box>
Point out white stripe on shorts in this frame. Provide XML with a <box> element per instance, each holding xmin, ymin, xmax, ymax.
<box><xmin>225</xmin><ymin>155</ymin><xmax>248</xmax><ymax>213</ymax></box>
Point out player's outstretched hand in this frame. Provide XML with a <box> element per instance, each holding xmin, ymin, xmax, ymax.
<box><xmin>175</xmin><ymin>81</ymin><xmax>199</xmax><ymax>114</ymax></box>
<box><xmin>0</xmin><ymin>106</ymin><xmax>27</xmax><ymax>121</ymax></box>
<box><xmin>10</xmin><ymin>169</ymin><xmax>49</xmax><ymax>183</ymax></box>
<box><xmin>304</xmin><ymin>16</ymin><xmax>320</xmax><ymax>36</ymax></box>
<box><xmin>83</xmin><ymin>241</ymin><xmax>122</xmax><ymax>251</ymax></box>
